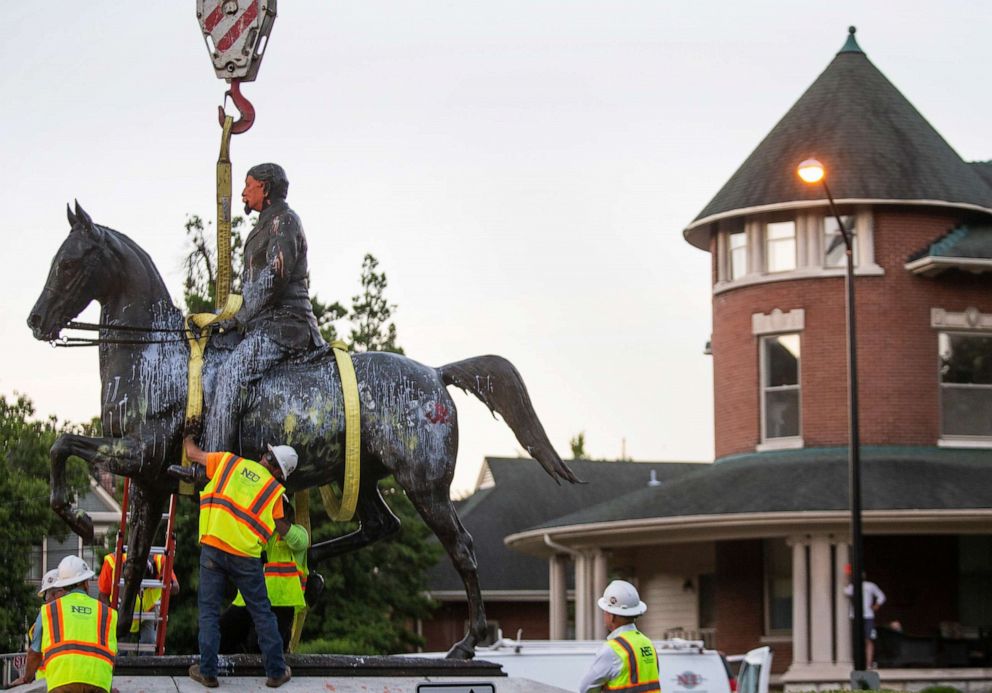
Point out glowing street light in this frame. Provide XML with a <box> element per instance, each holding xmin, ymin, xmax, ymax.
<box><xmin>797</xmin><ymin>159</ymin><xmax>869</xmax><ymax>681</ymax></box>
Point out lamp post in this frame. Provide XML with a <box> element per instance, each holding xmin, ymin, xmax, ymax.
<box><xmin>797</xmin><ymin>159</ymin><xmax>867</xmax><ymax>674</ymax></box>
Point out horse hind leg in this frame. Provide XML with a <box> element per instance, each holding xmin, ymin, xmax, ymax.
<box><xmin>307</xmin><ymin>475</ymin><xmax>401</xmax><ymax>565</ymax></box>
<box><xmin>404</xmin><ymin>485</ymin><xmax>485</xmax><ymax>659</ymax></box>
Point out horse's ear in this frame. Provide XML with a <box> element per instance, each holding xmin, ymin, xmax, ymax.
<box><xmin>74</xmin><ymin>200</ymin><xmax>94</xmax><ymax>230</ymax></box>
<box><xmin>66</xmin><ymin>203</ymin><xmax>78</xmax><ymax>229</ymax></box>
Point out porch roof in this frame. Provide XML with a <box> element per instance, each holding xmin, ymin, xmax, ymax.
<box><xmin>528</xmin><ymin>446</ymin><xmax>992</xmax><ymax>531</ymax></box>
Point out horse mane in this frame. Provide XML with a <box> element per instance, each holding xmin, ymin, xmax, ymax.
<box><xmin>97</xmin><ymin>223</ymin><xmax>184</xmax><ymax>325</ymax></box>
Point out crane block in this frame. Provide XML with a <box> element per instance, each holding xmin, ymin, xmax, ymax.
<box><xmin>196</xmin><ymin>0</ymin><xmax>277</xmax><ymax>82</ymax></box>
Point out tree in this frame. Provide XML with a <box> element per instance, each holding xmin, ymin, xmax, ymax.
<box><xmin>0</xmin><ymin>395</ymin><xmax>90</xmax><ymax>651</ymax></box>
<box><xmin>569</xmin><ymin>432</ymin><xmax>587</xmax><ymax>459</ymax></box>
<box><xmin>166</xmin><ymin>215</ymin><xmax>438</xmax><ymax>655</ymax></box>
<box><xmin>349</xmin><ymin>254</ymin><xmax>403</xmax><ymax>354</ymax></box>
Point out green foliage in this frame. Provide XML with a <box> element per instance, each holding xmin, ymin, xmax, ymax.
<box><xmin>349</xmin><ymin>254</ymin><xmax>403</xmax><ymax>354</ymax></box>
<box><xmin>918</xmin><ymin>687</ymin><xmax>964</xmax><ymax>693</ymax></box>
<box><xmin>311</xmin><ymin>294</ymin><xmax>348</xmax><ymax>345</ymax></box>
<box><xmin>0</xmin><ymin>394</ymin><xmax>90</xmax><ymax>651</ymax></box>
<box><xmin>300</xmin><ymin>479</ymin><xmax>441</xmax><ymax>654</ymax></box>
<box><xmin>569</xmin><ymin>432</ymin><xmax>586</xmax><ymax>459</ymax></box>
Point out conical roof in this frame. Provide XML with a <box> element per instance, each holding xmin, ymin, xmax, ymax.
<box><xmin>684</xmin><ymin>28</ymin><xmax>992</xmax><ymax>249</ymax></box>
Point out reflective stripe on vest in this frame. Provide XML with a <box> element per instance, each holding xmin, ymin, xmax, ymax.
<box><xmin>232</xmin><ymin>534</ymin><xmax>305</xmax><ymax>608</ymax></box>
<box><xmin>604</xmin><ymin>629</ymin><xmax>660</xmax><ymax>692</ymax></box>
<box><xmin>105</xmin><ymin>553</ymin><xmax>164</xmax><ymax>633</ymax></box>
<box><xmin>41</xmin><ymin>592</ymin><xmax>117</xmax><ymax>691</ymax></box>
<box><xmin>198</xmin><ymin>453</ymin><xmax>283</xmax><ymax>557</ymax></box>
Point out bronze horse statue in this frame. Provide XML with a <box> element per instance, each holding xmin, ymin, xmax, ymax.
<box><xmin>27</xmin><ymin>202</ymin><xmax>579</xmax><ymax>657</ymax></box>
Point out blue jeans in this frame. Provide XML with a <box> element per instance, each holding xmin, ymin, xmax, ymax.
<box><xmin>198</xmin><ymin>544</ymin><xmax>286</xmax><ymax>679</ymax></box>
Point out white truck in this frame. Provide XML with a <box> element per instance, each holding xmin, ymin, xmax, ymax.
<box><xmin>407</xmin><ymin>637</ymin><xmax>772</xmax><ymax>693</ymax></box>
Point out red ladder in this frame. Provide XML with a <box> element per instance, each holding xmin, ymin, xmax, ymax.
<box><xmin>109</xmin><ymin>478</ymin><xmax>179</xmax><ymax>655</ymax></box>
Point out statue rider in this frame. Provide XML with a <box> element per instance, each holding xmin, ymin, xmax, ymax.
<box><xmin>203</xmin><ymin>163</ymin><xmax>325</xmax><ymax>453</ymax></box>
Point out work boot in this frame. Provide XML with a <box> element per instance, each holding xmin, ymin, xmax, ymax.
<box><xmin>265</xmin><ymin>665</ymin><xmax>292</xmax><ymax>688</ymax></box>
<box><xmin>189</xmin><ymin>663</ymin><xmax>219</xmax><ymax>688</ymax></box>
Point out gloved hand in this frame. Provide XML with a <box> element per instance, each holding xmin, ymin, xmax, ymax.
<box><xmin>166</xmin><ymin>464</ymin><xmax>208</xmax><ymax>490</ymax></box>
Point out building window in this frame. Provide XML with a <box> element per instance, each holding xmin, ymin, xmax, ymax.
<box><xmin>765</xmin><ymin>220</ymin><xmax>796</xmax><ymax>273</ymax></box>
<box><xmin>939</xmin><ymin>332</ymin><xmax>992</xmax><ymax>437</ymax></box>
<box><xmin>761</xmin><ymin>334</ymin><xmax>801</xmax><ymax>441</ymax></box>
<box><xmin>824</xmin><ymin>214</ymin><xmax>857</xmax><ymax>268</ymax></box>
<box><xmin>729</xmin><ymin>229</ymin><xmax>748</xmax><ymax>280</ymax></box>
<box><xmin>764</xmin><ymin>539</ymin><xmax>792</xmax><ymax>635</ymax></box>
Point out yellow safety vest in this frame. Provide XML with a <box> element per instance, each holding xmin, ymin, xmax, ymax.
<box><xmin>198</xmin><ymin>453</ymin><xmax>283</xmax><ymax>558</ymax></box>
<box><xmin>232</xmin><ymin>533</ymin><xmax>306</xmax><ymax>608</ymax></box>
<box><xmin>604</xmin><ymin>629</ymin><xmax>661</xmax><ymax>693</ymax></box>
<box><xmin>103</xmin><ymin>553</ymin><xmax>164</xmax><ymax>633</ymax></box>
<box><xmin>27</xmin><ymin>618</ymin><xmax>46</xmax><ymax>681</ymax></box>
<box><xmin>41</xmin><ymin>591</ymin><xmax>117</xmax><ymax>692</ymax></box>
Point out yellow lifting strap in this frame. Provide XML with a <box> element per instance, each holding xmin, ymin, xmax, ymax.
<box><xmin>178</xmin><ymin>293</ymin><xmax>243</xmax><ymax>495</ymax></box>
<box><xmin>288</xmin><ymin>489</ymin><xmax>309</xmax><ymax>653</ymax></box>
<box><xmin>216</xmin><ymin>115</ymin><xmax>235</xmax><ymax>310</ymax></box>
<box><xmin>317</xmin><ymin>341</ymin><xmax>361</xmax><ymax>521</ymax></box>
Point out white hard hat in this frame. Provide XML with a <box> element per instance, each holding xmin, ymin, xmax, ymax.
<box><xmin>51</xmin><ymin>555</ymin><xmax>95</xmax><ymax>589</ymax></box>
<box><xmin>267</xmin><ymin>444</ymin><xmax>299</xmax><ymax>478</ymax></box>
<box><xmin>598</xmin><ymin>579</ymin><xmax>647</xmax><ymax>616</ymax></box>
<box><xmin>37</xmin><ymin>569</ymin><xmax>60</xmax><ymax>597</ymax></box>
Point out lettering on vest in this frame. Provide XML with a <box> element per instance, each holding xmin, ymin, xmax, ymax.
<box><xmin>641</xmin><ymin>645</ymin><xmax>654</xmax><ymax>659</ymax></box>
<box><xmin>241</xmin><ymin>467</ymin><xmax>261</xmax><ymax>483</ymax></box>
<box><xmin>70</xmin><ymin>605</ymin><xmax>93</xmax><ymax>615</ymax></box>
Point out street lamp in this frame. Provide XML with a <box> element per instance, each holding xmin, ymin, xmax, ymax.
<box><xmin>796</xmin><ymin>159</ymin><xmax>868</xmax><ymax>677</ymax></box>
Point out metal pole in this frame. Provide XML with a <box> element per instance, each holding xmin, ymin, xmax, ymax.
<box><xmin>822</xmin><ymin>180</ymin><xmax>866</xmax><ymax>672</ymax></box>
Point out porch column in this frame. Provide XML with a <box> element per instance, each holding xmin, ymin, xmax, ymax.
<box><xmin>575</xmin><ymin>551</ymin><xmax>591</xmax><ymax>639</ymax></box>
<box><xmin>789</xmin><ymin>536</ymin><xmax>809</xmax><ymax>665</ymax></box>
<box><xmin>809</xmin><ymin>535</ymin><xmax>833</xmax><ymax>664</ymax></box>
<box><xmin>549</xmin><ymin>554</ymin><xmax>568</xmax><ymax>639</ymax></box>
<box><xmin>592</xmin><ymin>550</ymin><xmax>609</xmax><ymax>639</ymax></box>
<box><xmin>834</xmin><ymin>540</ymin><xmax>852</xmax><ymax>666</ymax></box>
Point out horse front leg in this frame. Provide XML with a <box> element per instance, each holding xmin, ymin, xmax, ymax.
<box><xmin>50</xmin><ymin>433</ymin><xmax>147</xmax><ymax>541</ymax></box>
<box><xmin>115</xmin><ymin>483</ymin><xmax>167</xmax><ymax>639</ymax></box>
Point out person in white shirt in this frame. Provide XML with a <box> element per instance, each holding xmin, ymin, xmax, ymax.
<box><xmin>843</xmin><ymin>567</ymin><xmax>886</xmax><ymax>668</ymax></box>
<box><xmin>577</xmin><ymin>580</ymin><xmax>660</xmax><ymax>693</ymax></box>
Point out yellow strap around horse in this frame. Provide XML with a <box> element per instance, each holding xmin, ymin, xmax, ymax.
<box><xmin>318</xmin><ymin>341</ymin><xmax>361</xmax><ymax>522</ymax></box>
<box><xmin>178</xmin><ymin>293</ymin><xmax>243</xmax><ymax>495</ymax></box>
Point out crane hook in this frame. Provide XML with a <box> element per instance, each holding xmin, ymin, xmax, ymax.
<box><xmin>217</xmin><ymin>79</ymin><xmax>255</xmax><ymax>134</ymax></box>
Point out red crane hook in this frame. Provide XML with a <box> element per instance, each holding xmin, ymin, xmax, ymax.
<box><xmin>217</xmin><ymin>79</ymin><xmax>255</xmax><ymax>134</ymax></box>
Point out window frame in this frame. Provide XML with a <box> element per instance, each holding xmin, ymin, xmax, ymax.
<box><xmin>759</xmin><ymin>332</ymin><xmax>802</xmax><ymax>448</ymax></box>
<box><xmin>938</xmin><ymin>330</ymin><xmax>992</xmax><ymax>443</ymax></box>
<box><xmin>764</xmin><ymin>219</ymin><xmax>797</xmax><ymax>274</ymax></box>
<box><xmin>823</xmin><ymin>213</ymin><xmax>858</xmax><ymax>269</ymax></box>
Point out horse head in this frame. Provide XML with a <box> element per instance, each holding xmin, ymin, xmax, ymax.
<box><xmin>27</xmin><ymin>202</ymin><xmax>115</xmax><ymax>341</ymax></box>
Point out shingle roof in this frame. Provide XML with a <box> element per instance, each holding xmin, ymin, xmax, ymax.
<box><xmin>529</xmin><ymin>446</ymin><xmax>992</xmax><ymax>530</ymax></box>
<box><xmin>907</xmin><ymin>224</ymin><xmax>992</xmax><ymax>262</ymax></box>
<box><xmin>684</xmin><ymin>28</ymin><xmax>992</xmax><ymax>250</ymax></box>
<box><xmin>427</xmin><ymin>458</ymin><xmax>705</xmax><ymax>593</ymax></box>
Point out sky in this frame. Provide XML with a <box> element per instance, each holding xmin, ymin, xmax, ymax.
<box><xmin>2</xmin><ymin>2</ymin><xmax>991</xmax><ymax>497</ymax></box>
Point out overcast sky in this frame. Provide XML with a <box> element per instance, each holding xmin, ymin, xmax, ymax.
<box><xmin>2</xmin><ymin>2</ymin><xmax>990</xmax><ymax>496</ymax></box>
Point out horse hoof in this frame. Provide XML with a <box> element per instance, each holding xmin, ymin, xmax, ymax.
<box><xmin>444</xmin><ymin>641</ymin><xmax>476</xmax><ymax>660</ymax></box>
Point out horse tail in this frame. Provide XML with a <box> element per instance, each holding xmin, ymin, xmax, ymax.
<box><xmin>438</xmin><ymin>355</ymin><xmax>581</xmax><ymax>485</ymax></box>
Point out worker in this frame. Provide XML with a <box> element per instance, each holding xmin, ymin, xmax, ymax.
<box><xmin>38</xmin><ymin>555</ymin><xmax>118</xmax><ymax>693</ymax></box>
<box><xmin>577</xmin><ymin>580</ymin><xmax>660</xmax><ymax>693</ymax></box>
<box><xmin>8</xmin><ymin>569</ymin><xmax>64</xmax><ymax>688</ymax></box>
<box><xmin>180</xmin><ymin>435</ymin><xmax>295</xmax><ymax>689</ymax></box>
<box><xmin>220</xmin><ymin>496</ymin><xmax>310</xmax><ymax>653</ymax></box>
<box><xmin>98</xmin><ymin>552</ymin><xmax>179</xmax><ymax>650</ymax></box>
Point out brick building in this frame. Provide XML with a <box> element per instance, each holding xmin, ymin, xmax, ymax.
<box><xmin>500</xmin><ymin>27</ymin><xmax>992</xmax><ymax>690</ymax></box>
